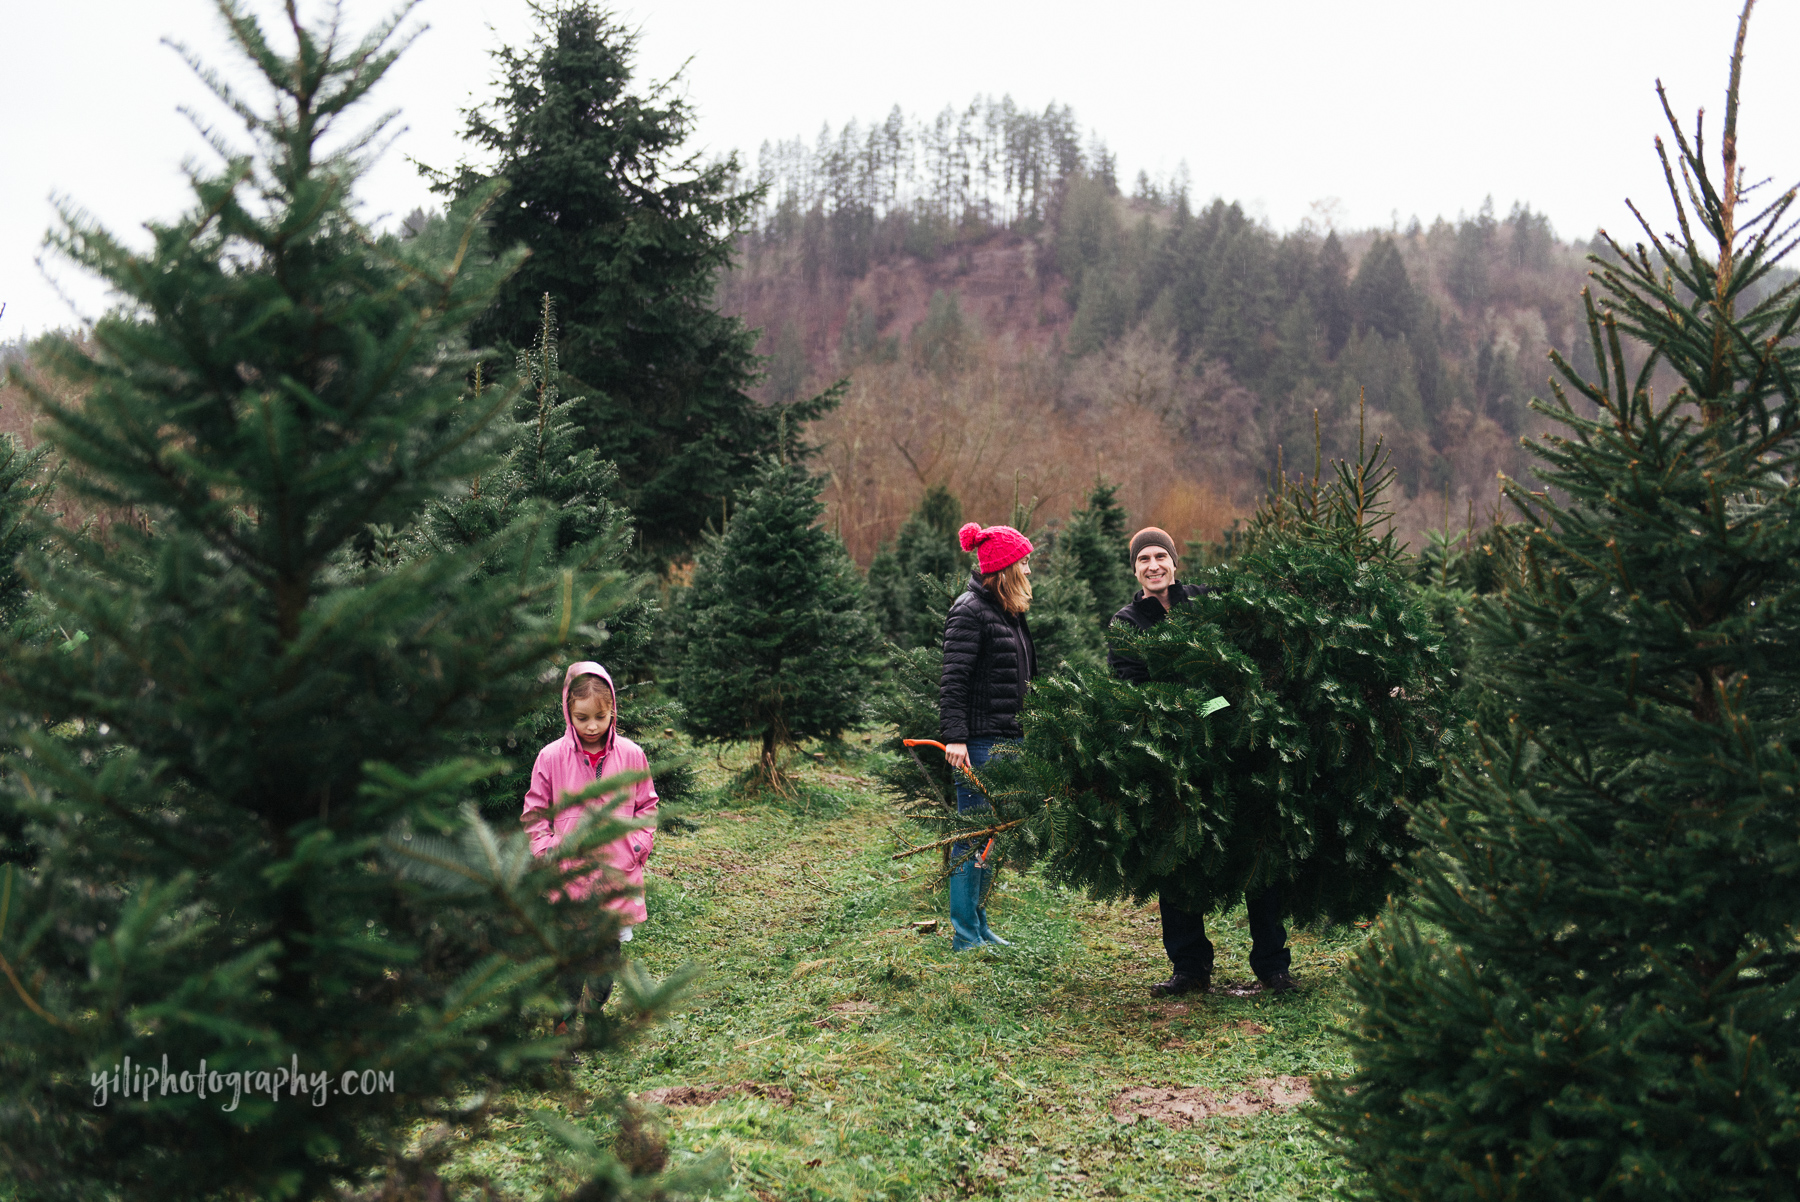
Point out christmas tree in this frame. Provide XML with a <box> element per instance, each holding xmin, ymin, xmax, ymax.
<box><xmin>676</xmin><ymin>459</ymin><xmax>880</xmax><ymax>789</ymax></box>
<box><xmin>941</xmin><ymin>438</ymin><xmax>1456</xmax><ymax>925</ymax></box>
<box><xmin>866</xmin><ymin>483</ymin><xmax>965</xmax><ymax>648</ymax></box>
<box><xmin>870</xmin><ymin>570</ymin><xmax>964</xmax><ymax>811</ymax></box>
<box><xmin>440</xmin><ymin>1</ymin><xmax>834</xmax><ymax>563</ymax></box>
<box><xmin>415</xmin><ymin>295</ymin><xmax>694</xmax><ymax>823</ymax></box>
<box><xmin>0</xmin><ymin>426</ymin><xmax>51</xmax><ymax>871</ymax></box>
<box><xmin>1054</xmin><ymin>479</ymin><xmax>1133</xmax><ymax>622</ymax></box>
<box><xmin>1016</xmin><ymin>531</ymin><xmax>1105</xmax><ymax>673</ymax></box>
<box><xmin>0</xmin><ymin>426</ymin><xmax>50</xmax><ymax>635</ymax></box>
<box><xmin>1317</xmin><ymin>7</ymin><xmax>1800</xmax><ymax>1194</ymax></box>
<box><xmin>419</xmin><ymin>292</ymin><xmax>635</xmax><ymax>570</ymax></box>
<box><xmin>0</xmin><ymin>7</ymin><xmax>688</xmax><ymax>1197</ymax></box>
<box><xmin>993</xmin><ymin>488</ymin><xmax>1108</xmax><ymax>675</ymax></box>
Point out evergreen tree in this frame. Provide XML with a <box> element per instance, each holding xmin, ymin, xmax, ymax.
<box><xmin>952</xmin><ymin>442</ymin><xmax>1456</xmax><ymax>923</ymax></box>
<box><xmin>1017</xmin><ymin>535</ymin><xmax>1105</xmax><ymax>673</ymax></box>
<box><xmin>1445</xmin><ymin>195</ymin><xmax>1498</xmax><ymax>310</ymax></box>
<box><xmin>677</xmin><ymin>459</ymin><xmax>880</xmax><ymax>788</ymax></box>
<box><xmin>1319</xmin><ymin>11</ymin><xmax>1800</xmax><ymax>1194</ymax></box>
<box><xmin>420</xmin><ymin>293</ymin><xmax>633</xmax><ymax>568</ymax></box>
<box><xmin>1337</xmin><ymin>327</ymin><xmax>1427</xmax><ymax>432</ymax></box>
<box><xmin>1055</xmin><ymin>479</ymin><xmax>1132</xmax><ymax>621</ymax></box>
<box><xmin>1318</xmin><ymin>230</ymin><xmax>1353</xmax><ymax>357</ymax></box>
<box><xmin>442</xmin><ymin>2</ymin><xmax>834</xmax><ymax>562</ymax></box>
<box><xmin>417</xmin><ymin>295</ymin><xmax>693</xmax><ymax>823</ymax></box>
<box><xmin>0</xmin><ymin>427</ymin><xmax>51</xmax><ymax>870</ymax></box>
<box><xmin>1351</xmin><ymin>235</ymin><xmax>1419</xmax><ymax>341</ymax></box>
<box><xmin>0</xmin><ymin>11</ymin><xmax>691</xmax><ymax>1197</ymax></box>
<box><xmin>1505</xmin><ymin>201</ymin><xmax>1557</xmax><ymax>270</ymax></box>
<box><xmin>866</xmin><ymin>483</ymin><xmax>964</xmax><ymax>647</ymax></box>
<box><xmin>869</xmin><ymin>571</ymin><xmax>964</xmax><ymax>810</ymax></box>
<box><xmin>0</xmin><ymin>425</ymin><xmax>50</xmax><ymax>635</ymax></box>
<box><xmin>1475</xmin><ymin>331</ymin><xmax>1528</xmax><ymax>434</ymax></box>
<box><xmin>997</xmin><ymin>493</ymin><xmax>1107</xmax><ymax>675</ymax></box>
<box><xmin>1265</xmin><ymin>295</ymin><xmax>1327</xmax><ymax>403</ymax></box>
<box><xmin>1195</xmin><ymin>208</ymin><xmax>1281</xmax><ymax>382</ymax></box>
<box><xmin>909</xmin><ymin>290</ymin><xmax>979</xmax><ymax>377</ymax></box>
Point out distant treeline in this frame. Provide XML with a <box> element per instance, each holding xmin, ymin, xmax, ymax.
<box><xmin>750</xmin><ymin>97</ymin><xmax>1090</xmax><ymax>270</ymax></box>
<box><xmin>731</xmin><ymin>97</ymin><xmax>1793</xmax><ymax>528</ymax></box>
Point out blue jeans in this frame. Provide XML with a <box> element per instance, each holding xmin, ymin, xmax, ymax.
<box><xmin>951</xmin><ymin>737</ymin><xmax>1011</xmax><ymax>855</ymax></box>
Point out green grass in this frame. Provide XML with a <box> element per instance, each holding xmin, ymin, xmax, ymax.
<box><xmin>438</xmin><ymin>740</ymin><xmax>1371</xmax><ymax>1201</ymax></box>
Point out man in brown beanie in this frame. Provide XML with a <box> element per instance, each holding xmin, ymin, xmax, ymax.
<box><xmin>1108</xmin><ymin>527</ymin><xmax>1298</xmax><ymax>997</ymax></box>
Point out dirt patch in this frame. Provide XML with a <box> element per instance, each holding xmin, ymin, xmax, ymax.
<box><xmin>1212</xmin><ymin>979</ymin><xmax>1266</xmax><ymax>997</ymax></box>
<box><xmin>1110</xmin><ymin>1076</ymin><xmax>1313</xmax><ymax>1126</ymax></box>
<box><xmin>1230</xmin><ymin>1021</ymin><xmax>1271</xmax><ymax>1035</ymax></box>
<box><xmin>812</xmin><ymin>1000</ymin><xmax>881</xmax><ymax>1030</ymax></box>
<box><xmin>1149</xmin><ymin>1001</ymin><xmax>1192</xmax><ymax>1018</ymax></box>
<box><xmin>635</xmin><ymin>1082</ymin><xmax>797</xmax><ymax>1108</ymax></box>
<box><xmin>831</xmin><ymin>1000</ymin><xmax>879</xmax><ymax>1014</ymax></box>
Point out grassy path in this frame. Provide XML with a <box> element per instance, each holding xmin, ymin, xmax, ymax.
<box><xmin>445</xmin><ymin>745</ymin><xmax>1368</xmax><ymax>1200</ymax></box>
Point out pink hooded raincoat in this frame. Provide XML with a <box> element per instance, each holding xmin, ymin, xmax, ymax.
<box><xmin>521</xmin><ymin>662</ymin><xmax>657</xmax><ymax>925</ymax></box>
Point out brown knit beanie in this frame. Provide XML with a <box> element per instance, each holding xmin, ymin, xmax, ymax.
<box><xmin>1129</xmin><ymin>526</ymin><xmax>1179</xmax><ymax>563</ymax></box>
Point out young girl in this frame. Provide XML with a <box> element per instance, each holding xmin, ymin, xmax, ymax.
<box><xmin>521</xmin><ymin>661</ymin><xmax>657</xmax><ymax>1014</ymax></box>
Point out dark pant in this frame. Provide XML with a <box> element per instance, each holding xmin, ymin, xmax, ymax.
<box><xmin>559</xmin><ymin>937</ymin><xmax>621</xmax><ymax>1015</ymax></box>
<box><xmin>1160</xmin><ymin>884</ymin><xmax>1290</xmax><ymax>981</ymax></box>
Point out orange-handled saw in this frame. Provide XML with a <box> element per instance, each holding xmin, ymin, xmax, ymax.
<box><xmin>902</xmin><ymin>739</ymin><xmax>996</xmax><ymax>862</ymax></box>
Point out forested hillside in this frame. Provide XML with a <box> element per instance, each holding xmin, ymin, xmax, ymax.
<box><xmin>717</xmin><ymin>98</ymin><xmax>1775</xmax><ymax>557</ymax></box>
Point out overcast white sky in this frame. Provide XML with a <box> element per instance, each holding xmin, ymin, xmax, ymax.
<box><xmin>3</xmin><ymin>0</ymin><xmax>1796</xmax><ymax>340</ymax></box>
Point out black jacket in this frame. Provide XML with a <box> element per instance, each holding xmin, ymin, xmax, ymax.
<box><xmin>939</xmin><ymin>573</ymin><xmax>1037</xmax><ymax>742</ymax></box>
<box><xmin>1107</xmin><ymin>581</ymin><xmax>1207</xmax><ymax>684</ymax></box>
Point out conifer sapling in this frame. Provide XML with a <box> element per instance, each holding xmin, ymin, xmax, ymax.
<box><xmin>677</xmin><ymin>459</ymin><xmax>880</xmax><ymax>790</ymax></box>
<box><xmin>0</xmin><ymin>6</ymin><xmax>698</xmax><ymax>1198</ymax></box>
<box><xmin>1318</xmin><ymin>6</ymin><xmax>1800</xmax><ymax>1194</ymax></box>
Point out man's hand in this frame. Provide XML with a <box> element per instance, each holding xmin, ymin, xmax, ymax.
<box><xmin>945</xmin><ymin>742</ymin><xmax>971</xmax><ymax>770</ymax></box>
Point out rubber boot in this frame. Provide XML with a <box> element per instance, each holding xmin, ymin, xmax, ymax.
<box><xmin>973</xmin><ymin>864</ymin><xmax>1010</xmax><ymax>946</ymax></box>
<box><xmin>948</xmin><ymin>859</ymin><xmax>983</xmax><ymax>951</ymax></box>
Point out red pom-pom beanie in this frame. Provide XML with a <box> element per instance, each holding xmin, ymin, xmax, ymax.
<box><xmin>959</xmin><ymin>522</ymin><xmax>1034</xmax><ymax>575</ymax></box>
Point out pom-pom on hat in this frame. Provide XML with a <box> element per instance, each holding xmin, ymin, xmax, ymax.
<box><xmin>959</xmin><ymin>522</ymin><xmax>1034</xmax><ymax>575</ymax></box>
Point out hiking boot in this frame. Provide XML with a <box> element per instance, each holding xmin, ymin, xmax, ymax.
<box><xmin>1259</xmin><ymin>970</ymin><xmax>1300</xmax><ymax>995</ymax></box>
<box><xmin>1149</xmin><ymin>972</ymin><xmax>1210</xmax><ymax>998</ymax></box>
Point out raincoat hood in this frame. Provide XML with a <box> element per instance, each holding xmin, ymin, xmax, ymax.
<box><xmin>561</xmin><ymin>660</ymin><xmax>619</xmax><ymax>761</ymax></box>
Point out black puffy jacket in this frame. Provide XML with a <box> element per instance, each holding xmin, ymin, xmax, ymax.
<box><xmin>1107</xmin><ymin>581</ymin><xmax>1207</xmax><ymax>684</ymax></box>
<box><xmin>939</xmin><ymin>573</ymin><xmax>1037</xmax><ymax>742</ymax></box>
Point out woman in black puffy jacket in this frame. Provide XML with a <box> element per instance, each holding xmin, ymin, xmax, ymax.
<box><xmin>938</xmin><ymin>521</ymin><xmax>1037</xmax><ymax>951</ymax></box>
